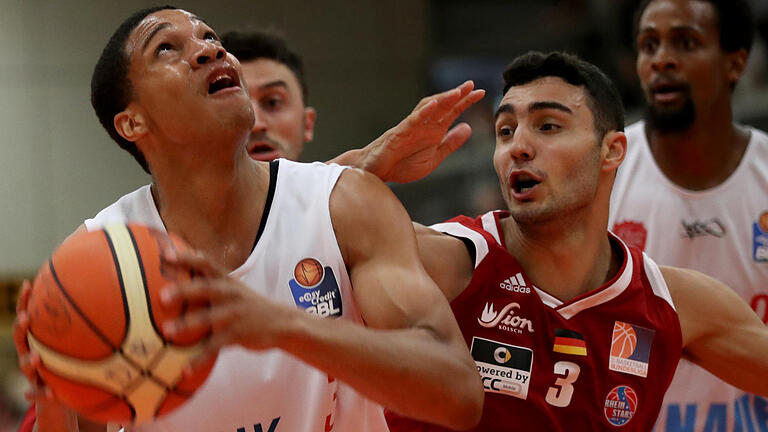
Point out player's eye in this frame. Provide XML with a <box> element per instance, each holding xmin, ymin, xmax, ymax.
<box><xmin>539</xmin><ymin>123</ymin><xmax>561</xmax><ymax>132</ymax></box>
<box><xmin>638</xmin><ymin>37</ymin><xmax>658</xmax><ymax>54</ymax></box>
<box><xmin>203</xmin><ymin>31</ymin><xmax>219</xmax><ymax>42</ymax></box>
<box><xmin>155</xmin><ymin>43</ymin><xmax>173</xmax><ymax>56</ymax></box>
<box><xmin>262</xmin><ymin>96</ymin><xmax>284</xmax><ymax>110</ymax></box>
<box><xmin>497</xmin><ymin>125</ymin><xmax>514</xmax><ymax>137</ymax></box>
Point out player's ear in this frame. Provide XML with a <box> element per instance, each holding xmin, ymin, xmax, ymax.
<box><xmin>725</xmin><ymin>48</ymin><xmax>748</xmax><ymax>88</ymax></box>
<box><xmin>601</xmin><ymin>130</ymin><xmax>626</xmax><ymax>172</ymax></box>
<box><xmin>303</xmin><ymin>107</ymin><xmax>316</xmax><ymax>143</ymax></box>
<box><xmin>114</xmin><ymin>106</ymin><xmax>148</xmax><ymax>143</ymax></box>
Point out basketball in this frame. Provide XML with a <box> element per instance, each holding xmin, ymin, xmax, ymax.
<box><xmin>294</xmin><ymin>258</ymin><xmax>324</xmax><ymax>287</ymax></box>
<box><xmin>610</xmin><ymin>322</ymin><xmax>637</xmax><ymax>358</ymax></box>
<box><xmin>25</xmin><ymin>224</ymin><xmax>214</xmax><ymax>425</ymax></box>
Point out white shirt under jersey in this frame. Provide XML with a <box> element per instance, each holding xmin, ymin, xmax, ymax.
<box><xmin>84</xmin><ymin>160</ymin><xmax>388</xmax><ymax>432</ymax></box>
<box><xmin>609</xmin><ymin>121</ymin><xmax>768</xmax><ymax>432</ymax></box>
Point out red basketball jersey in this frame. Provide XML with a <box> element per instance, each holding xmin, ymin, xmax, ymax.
<box><xmin>387</xmin><ymin>211</ymin><xmax>682</xmax><ymax>431</ymax></box>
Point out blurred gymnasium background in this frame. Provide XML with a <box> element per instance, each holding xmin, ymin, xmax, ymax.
<box><xmin>1</xmin><ymin>0</ymin><xmax>767</xmax><ymax>428</ymax></box>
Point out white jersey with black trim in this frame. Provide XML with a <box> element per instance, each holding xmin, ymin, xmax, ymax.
<box><xmin>609</xmin><ymin>121</ymin><xmax>768</xmax><ymax>431</ymax></box>
<box><xmin>85</xmin><ymin>159</ymin><xmax>388</xmax><ymax>432</ymax></box>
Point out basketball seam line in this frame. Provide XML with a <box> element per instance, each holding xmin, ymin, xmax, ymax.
<box><xmin>47</xmin><ymin>258</ymin><xmax>118</xmax><ymax>353</ymax></box>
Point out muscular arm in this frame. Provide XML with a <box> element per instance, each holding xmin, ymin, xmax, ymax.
<box><xmin>665</xmin><ymin>266</ymin><xmax>768</xmax><ymax>395</ymax></box>
<box><xmin>412</xmin><ymin>223</ymin><xmax>474</xmax><ymax>302</ymax></box>
<box><xmin>272</xmin><ymin>169</ymin><xmax>483</xmax><ymax>429</ymax></box>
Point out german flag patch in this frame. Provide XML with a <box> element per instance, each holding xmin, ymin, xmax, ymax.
<box><xmin>553</xmin><ymin>329</ymin><xmax>587</xmax><ymax>356</ymax></box>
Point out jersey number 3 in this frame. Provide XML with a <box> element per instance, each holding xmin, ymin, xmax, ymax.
<box><xmin>545</xmin><ymin>361</ymin><xmax>581</xmax><ymax>407</ymax></box>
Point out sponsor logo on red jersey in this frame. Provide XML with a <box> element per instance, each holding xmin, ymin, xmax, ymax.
<box><xmin>478</xmin><ymin>302</ymin><xmax>534</xmax><ymax>334</ymax></box>
<box><xmin>611</xmin><ymin>221</ymin><xmax>647</xmax><ymax>251</ymax></box>
<box><xmin>470</xmin><ymin>337</ymin><xmax>533</xmax><ymax>400</ymax></box>
<box><xmin>499</xmin><ymin>272</ymin><xmax>531</xmax><ymax>294</ymax></box>
<box><xmin>609</xmin><ymin>321</ymin><xmax>655</xmax><ymax>378</ymax></box>
<box><xmin>604</xmin><ymin>385</ymin><xmax>638</xmax><ymax>426</ymax></box>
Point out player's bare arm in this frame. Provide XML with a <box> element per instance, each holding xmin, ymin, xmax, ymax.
<box><xmin>156</xmin><ymin>169</ymin><xmax>483</xmax><ymax>430</ymax></box>
<box><xmin>412</xmin><ymin>224</ymin><xmax>474</xmax><ymax>302</ymax></box>
<box><xmin>664</xmin><ymin>266</ymin><xmax>768</xmax><ymax>396</ymax></box>
<box><xmin>324</xmin><ymin>168</ymin><xmax>483</xmax><ymax>428</ymax></box>
<box><xmin>329</xmin><ymin>81</ymin><xmax>485</xmax><ymax>183</ymax></box>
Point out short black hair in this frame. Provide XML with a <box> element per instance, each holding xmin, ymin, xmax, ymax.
<box><xmin>221</xmin><ymin>30</ymin><xmax>309</xmax><ymax>102</ymax></box>
<box><xmin>502</xmin><ymin>51</ymin><xmax>625</xmax><ymax>140</ymax></box>
<box><xmin>633</xmin><ymin>0</ymin><xmax>755</xmax><ymax>53</ymax></box>
<box><xmin>91</xmin><ymin>5</ymin><xmax>177</xmax><ymax>174</ymax></box>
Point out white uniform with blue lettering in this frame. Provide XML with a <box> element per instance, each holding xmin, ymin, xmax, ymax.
<box><xmin>609</xmin><ymin>121</ymin><xmax>768</xmax><ymax>432</ymax></box>
<box><xmin>84</xmin><ymin>160</ymin><xmax>388</xmax><ymax>432</ymax></box>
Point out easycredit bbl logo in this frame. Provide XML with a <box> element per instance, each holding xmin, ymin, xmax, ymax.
<box><xmin>289</xmin><ymin>258</ymin><xmax>343</xmax><ymax>318</ymax></box>
<box><xmin>470</xmin><ymin>337</ymin><xmax>532</xmax><ymax>400</ymax></box>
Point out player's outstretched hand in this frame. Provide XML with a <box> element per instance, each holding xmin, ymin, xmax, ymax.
<box><xmin>350</xmin><ymin>81</ymin><xmax>485</xmax><ymax>184</ymax></box>
<box><xmin>160</xmin><ymin>248</ymin><xmax>297</xmax><ymax>368</ymax></box>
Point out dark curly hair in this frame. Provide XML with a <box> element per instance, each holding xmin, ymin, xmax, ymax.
<box><xmin>503</xmin><ymin>51</ymin><xmax>625</xmax><ymax>141</ymax></box>
<box><xmin>91</xmin><ymin>6</ymin><xmax>178</xmax><ymax>174</ymax></box>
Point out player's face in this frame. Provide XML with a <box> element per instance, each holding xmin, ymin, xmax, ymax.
<box><xmin>636</xmin><ymin>0</ymin><xmax>732</xmax><ymax>131</ymax></box>
<box><xmin>123</xmin><ymin>10</ymin><xmax>253</xmax><ymax>148</ymax></box>
<box><xmin>493</xmin><ymin>77</ymin><xmax>602</xmax><ymax>224</ymax></box>
<box><xmin>241</xmin><ymin>59</ymin><xmax>315</xmax><ymax>161</ymax></box>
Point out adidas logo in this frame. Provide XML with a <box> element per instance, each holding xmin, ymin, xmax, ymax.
<box><xmin>499</xmin><ymin>272</ymin><xmax>531</xmax><ymax>294</ymax></box>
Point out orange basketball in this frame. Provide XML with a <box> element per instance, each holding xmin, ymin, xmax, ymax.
<box><xmin>610</xmin><ymin>322</ymin><xmax>637</xmax><ymax>359</ymax></box>
<box><xmin>294</xmin><ymin>258</ymin><xmax>324</xmax><ymax>287</ymax></box>
<box><xmin>26</xmin><ymin>224</ymin><xmax>214</xmax><ymax>425</ymax></box>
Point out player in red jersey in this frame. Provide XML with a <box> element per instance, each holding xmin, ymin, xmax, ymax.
<box><xmin>386</xmin><ymin>51</ymin><xmax>768</xmax><ymax>430</ymax></box>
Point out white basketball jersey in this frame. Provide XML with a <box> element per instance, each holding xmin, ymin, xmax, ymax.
<box><xmin>85</xmin><ymin>160</ymin><xmax>388</xmax><ymax>432</ymax></box>
<box><xmin>609</xmin><ymin>121</ymin><xmax>768</xmax><ymax>431</ymax></box>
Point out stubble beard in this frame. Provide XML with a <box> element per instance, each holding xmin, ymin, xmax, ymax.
<box><xmin>644</xmin><ymin>92</ymin><xmax>696</xmax><ymax>133</ymax></box>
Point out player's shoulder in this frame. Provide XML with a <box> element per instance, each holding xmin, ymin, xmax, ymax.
<box><xmin>84</xmin><ymin>184</ymin><xmax>155</xmax><ymax>230</ymax></box>
<box><xmin>430</xmin><ymin>211</ymin><xmax>507</xmax><ymax>269</ymax></box>
<box><xmin>747</xmin><ymin>125</ymin><xmax>768</xmax><ymax>155</ymax></box>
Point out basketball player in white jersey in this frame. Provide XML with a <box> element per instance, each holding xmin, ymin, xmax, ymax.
<box><xmin>609</xmin><ymin>1</ymin><xmax>768</xmax><ymax>430</ymax></box>
<box><xmin>13</xmin><ymin>6</ymin><xmax>486</xmax><ymax>431</ymax></box>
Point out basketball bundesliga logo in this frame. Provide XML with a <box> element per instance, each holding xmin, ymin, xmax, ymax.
<box><xmin>608</xmin><ymin>321</ymin><xmax>655</xmax><ymax>378</ymax></box>
<box><xmin>289</xmin><ymin>258</ymin><xmax>343</xmax><ymax>318</ymax></box>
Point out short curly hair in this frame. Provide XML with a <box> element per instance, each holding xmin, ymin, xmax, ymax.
<box><xmin>503</xmin><ymin>51</ymin><xmax>625</xmax><ymax>141</ymax></box>
<box><xmin>91</xmin><ymin>6</ymin><xmax>178</xmax><ymax>174</ymax></box>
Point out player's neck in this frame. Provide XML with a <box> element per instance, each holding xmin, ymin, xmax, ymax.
<box><xmin>501</xmin><ymin>213</ymin><xmax>620</xmax><ymax>303</ymax></box>
<box><xmin>150</xmin><ymin>152</ymin><xmax>271</xmax><ymax>271</ymax></box>
<box><xmin>645</xmin><ymin>104</ymin><xmax>750</xmax><ymax>191</ymax></box>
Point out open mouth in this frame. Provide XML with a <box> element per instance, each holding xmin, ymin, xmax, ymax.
<box><xmin>511</xmin><ymin>172</ymin><xmax>541</xmax><ymax>194</ymax></box>
<box><xmin>650</xmin><ymin>80</ymin><xmax>688</xmax><ymax>102</ymax></box>
<box><xmin>208</xmin><ymin>75</ymin><xmax>236</xmax><ymax>94</ymax></box>
<box><xmin>249</xmin><ymin>143</ymin><xmax>275</xmax><ymax>154</ymax></box>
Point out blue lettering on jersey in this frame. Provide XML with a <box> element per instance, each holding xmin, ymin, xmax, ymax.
<box><xmin>663</xmin><ymin>396</ymin><xmax>768</xmax><ymax>432</ymax></box>
<box><xmin>665</xmin><ymin>404</ymin><xmax>696</xmax><ymax>432</ymax></box>
<box><xmin>704</xmin><ymin>404</ymin><xmax>726</xmax><ymax>432</ymax></box>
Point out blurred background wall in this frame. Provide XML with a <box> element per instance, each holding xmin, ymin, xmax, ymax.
<box><xmin>0</xmin><ymin>0</ymin><xmax>766</xmax><ymax>427</ymax></box>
